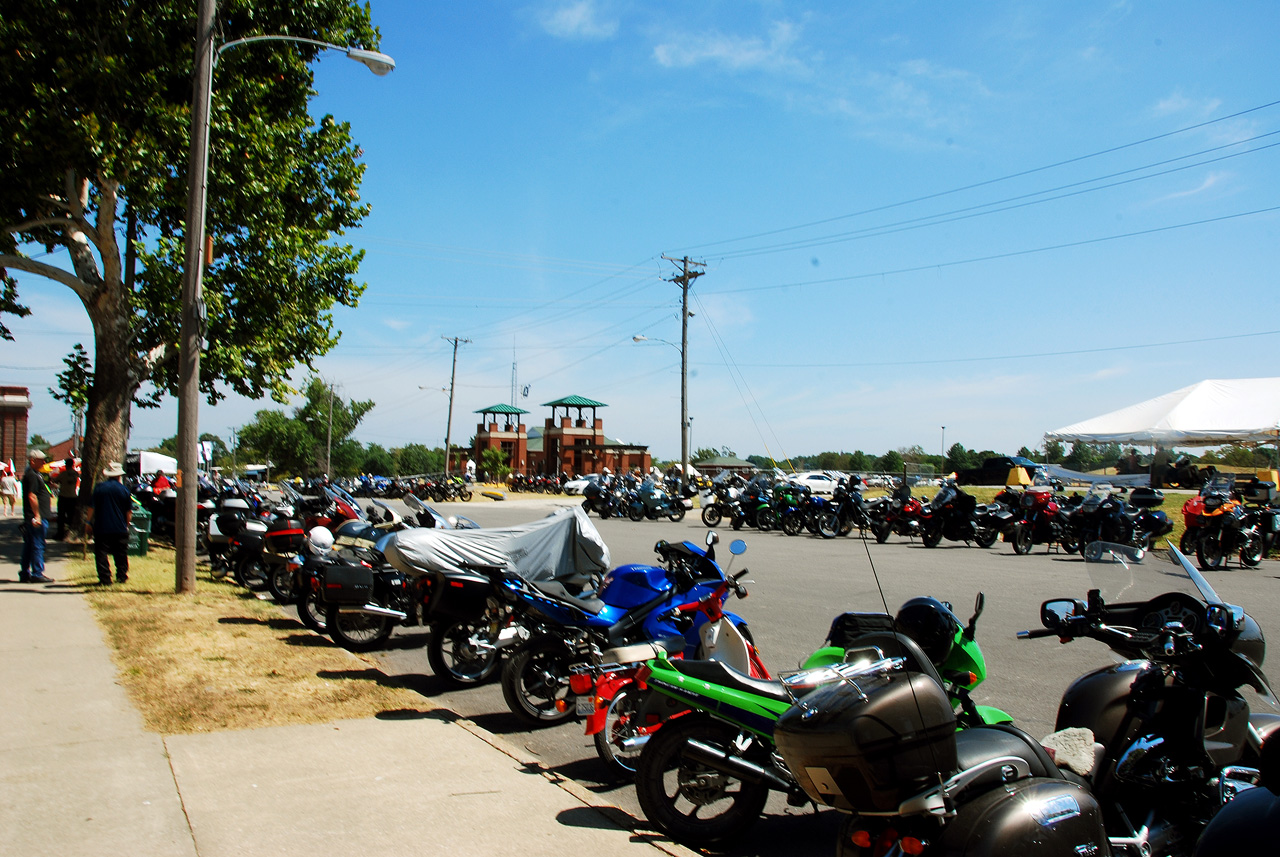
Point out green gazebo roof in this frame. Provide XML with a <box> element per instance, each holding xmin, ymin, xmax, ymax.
<box><xmin>474</xmin><ymin>403</ymin><xmax>529</xmax><ymax>415</ymax></box>
<box><xmin>542</xmin><ymin>395</ymin><xmax>607</xmax><ymax>408</ymax></box>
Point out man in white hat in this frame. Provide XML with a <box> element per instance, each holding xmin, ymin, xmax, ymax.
<box><xmin>20</xmin><ymin>449</ymin><xmax>53</xmax><ymax>583</ymax></box>
<box><xmin>86</xmin><ymin>462</ymin><xmax>133</xmax><ymax>585</ymax></box>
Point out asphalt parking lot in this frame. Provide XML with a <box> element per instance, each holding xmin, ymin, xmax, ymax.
<box><xmin>364</xmin><ymin>495</ymin><xmax>1280</xmax><ymax>857</ymax></box>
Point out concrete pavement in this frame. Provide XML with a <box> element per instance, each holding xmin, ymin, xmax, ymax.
<box><xmin>0</xmin><ymin>520</ymin><xmax>692</xmax><ymax>857</ymax></box>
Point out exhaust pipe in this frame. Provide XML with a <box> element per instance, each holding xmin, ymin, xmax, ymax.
<box><xmin>338</xmin><ymin>604</ymin><xmax>408</xmax><ymax>620</ymax></box>
<box><xmin>683</xmin><ymin>739</ymin><xmax>792</xmax><ymax>791</ymax></box>
<box><xmin>620</xmin><ymin>734</ymin><xmax>651</xmax><ymax>753</ymax></box>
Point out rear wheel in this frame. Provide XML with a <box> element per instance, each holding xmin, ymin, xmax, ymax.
<box><xmin>268</xmin><ymin>562</ymin><xmax>295</xmax><ymax>604</ymax></box>
<box><xmin>234</xmin><ymin>555</ymin><xmax>271</xmax><ymax>591</ymax></box>
<box><xmin>921</xmin><ymin>526</ymin><xmax>943</xmax><ymax>548</ymax></box>
<box><xmin>1012</xmin><ymin>524</ymin><xmax>1033</xmax><ymax>555</ymax></box>
<box><xmin>756</xmin><ymin>510</ymin><xmax>778</xmax><ymax>532</ymax></box>
<box><xmin>782</xmin><ymin>513</ymin><xmax>803</xmax><ymax>537</ymax></box>
<box><xmin>594</xmin><ymin>684</ymin><xmax>646</xmax><ymax>775</ymax></box>
<box><xmin>325</xmin><ymin>602</ymin><xmax>395</xmax><ymax>652</ymax></box>
<box><xmin>873</xmin><ymin>521</ymin><xmax>891</xmax><ymax>544</ymax></box>
<box><xmin>1060</xmin><ymin>532</ymin><xmax>1081</xmax><ymax>554</ymax></box>
<box><xmin>458</xmin><ymin>487</ymin><xmax>473</xmax><ymax>502</ymax></box>
<box><xmin>974</xmin><ymin>526</ymin><xmax>998</xmax><ymax>549</ymax></box>
<box><xmin>701</xmin><ymin>504</ymin><xmax>723</xmax><ymax>527</ymax></box>
<box><xmin>817</xmin><ymin>511</ymin><xmax>840</xmax><ymax>539</ymax></box>
<box><xmin>296</xmin><ymin>590</ymin><xmax>328</xmax><ymax>634</ymax></box>
<box><xmin>634</xmin><ymin>715</ymin><xmax>771</xmax><ymax>847</ymax></box>
<box><xmin>667</xmin><ymin>506</ymin><xmax>686</xmax><ymax>523</ymax></box>
<box><xmin>1179</xmin><ymin>528</ymin><xmax>1198</xmax><ymax>555</ymax></box>
<box><xmin>1241</xmin><ymin>532</ymin><xmax>1264</xmax><ymax>568</ymax></box>
<box><xmin>427</xmin><ymin>619</ymin><xmax>502</xmax><ymax>686</ymax></box>
<box><xmin>501</xmin><ymin>637</ymin><xmax>577</xmax><ymax>726</ymax></box>
<box><xmin>628</xmin><ymin>505</ymin><xmax>644</xmax><ymax>522</ymax></box>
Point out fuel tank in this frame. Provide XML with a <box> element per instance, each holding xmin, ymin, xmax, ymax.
<box><xmin>1055</xmin><ymin>660</ymin><xmax>1156</xmax><ymax>747</ymax></box>
<box><xmin>596</xmin><ymin>564</ymin><xmax>672</xmax><ymax>608</ymax></box>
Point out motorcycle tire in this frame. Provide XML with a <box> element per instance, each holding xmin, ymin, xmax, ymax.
<box><xmin>458</xmin><ymin>487</ymin><xmax>473</xmax><ymax>502</ymax></box>
<box><xmin>781</xmin><ymin>513</ymin><xmax>803</xmax><ymax>537</ymax></box>
<box><xmin>756</xmin><ymin>510</ymin><xmax>778</xmax><ymax>533</ymax></box>
<box><xmin>730</xmin><ymin>517</ymin><xmax>744</xmax><ymax>531</ymax></box>
<box><xmin>427</xmin><ymin>619</ymin><xmax>502</xmax><ymax>686</ymax></box>
<box><xmin>1197</xmin><ymin>535</ymin><xmax>1227</xmax><ymax>571</ymax></box>
<box><xmin>873</xmin><ymin>521</ymin><xmax>891</xmax><ymax>544</ymax></box>
<box><xmin>1179</xmin><ymin>529</ymin><xmax>1197</xmax><ymax>556</ymax></box>
<box><xmin>501</xmin><ymin>637</ymin><xmax>578</xmax><ymax>726</ymax></box>
<box><xmin>1012</xmin><ymin>524</ymin><xmax>1033</xmax><ymax>555</ymax></box>
<box><xmin>628</xmin><ymin>505</ymin><xmax>644</xmax><ymax>522</ymax></box>
<box><xmin>817</xmin><ymin>511</ymin><xmax>840</xmax><ymax>539</ymax></box>
<box><xmin>667</xmin><ymin>506</ymin><xmax>686</xmax><ymax>523</ymax></box>
<box><xmin>268</xmin><ymin>563</ymin><xmax>296</xmax><ymax>604</ymax></box>
<box><xmin>633</xmin><ymin>714</ymin><xmax>771</xmax><ymax>847</ymax></box>
<box><xmin>1060</xmin><ymin>533</ymin><xmax>1081</xmax><ymax>554</ymax></box>
<box><xmin>921</xmin><ymin>527</ymin><xmax>943</xmax><ymax>549</ymax></box>
<box><xmin>701</xmin><ymin>505</ymin><xmax>723</xmax><ymax>527</ymax></box>
<box><xmin>974</xmin><ymin>526</ymin><xmax>998</xmax><ymax>549</ymax></box>
<box><xmin>234</xmin><ymin>555</ymin><xmax>271</xmax><ymax>592</ymax></box>
<box><xmin>594</xmin><ymin>683</ymin><xmax>646</xmax><ymax>776</ymax></box>
<box><xmin>599</xmin><ymin>506</ymin><xmax>613</xmax><ymax>520</ymax></box>
<box><xmin>1241</xmin><ymin>533</ymin><xmax>1265</xmax><ymax>568</ymax></box>
<box><xmin>296</xmin><ymin>591</ymin><xmax>328</xmax><ymax>635</ymax></box>
<box><xmin>325</xmin><ymin>603</ymin><xmax>395</xmax><ymax>653</ymax></box>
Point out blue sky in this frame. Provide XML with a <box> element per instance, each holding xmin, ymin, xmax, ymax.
<box><xmin>9</xmin><ymin>1</ymin><xmax>1280</xmax><ymax>465</ymax></box>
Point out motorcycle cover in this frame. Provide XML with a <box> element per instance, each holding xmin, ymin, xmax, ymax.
<box><xmin>382</xmin><ymin>506</ymin><xmax>610</xmax><ymax>589</ymax></box>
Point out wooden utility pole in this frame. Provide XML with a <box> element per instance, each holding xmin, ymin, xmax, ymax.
<box><xmin>442</xmin><ymin>336</ymin><xmax>471</xmax><ymax>475</ymax></box>
<box><xmin>661</xmin><ymin>255</ymin><xmax>704</xmax><ymax>496</ymax></box>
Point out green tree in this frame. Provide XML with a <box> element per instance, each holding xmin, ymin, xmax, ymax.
<box><xmin>692</xmin><ymin>447</ymin><xmax>721</xmax><ymax>463</ymax></box>
<box><xmin>360</xmin><ymin>443</ymin><xmax>394</xmax><ymax>476</ymax></box>
<box><xmin>0</xmin><ymin>1</ymin><xmax>383</xmax><ymax>510</ymax></box>
<box><xmin>394</xmin><ymin>443</ymin><xmax>439</xmax><ymax>476</ymax></box>
<box><xmin>237</xmin><ymin>378</ymin><xmax>372</xmax><ymax>478</ymax></box>
<box><xmin>1044</xmin><ymin>440</ymin><xmax>1065</xmax><ymax>464</ymax></box>
<box><xmin>155</xmin><ymin>432</ymin><xmax>228</xmax><ymax>467</ymax></box>
<box><xmin>1064</xmin><ymin>442</ymin><xmax>1102</xmax><ymax>473</ymax></box>
<box><xmin>480</xmin><ymin>447</ymin><xmax>509</xmax><ymax>481</ymax></box>
<box><xmin>875</xmin><ymin>450</ymin><xmax>904</xmax><ymax>473</ymax></box>
<box><xmin>1016</xmin><ymin>446</ymin><xmax>1036</xmax><ymax>460</ymax></box>
<box><xmin>49</xmin><ymin>343</ymin><xmax>93</xmax><ymax>418</ymax></box>
<box><xmin>945</xmin><ymin>442</ymin><xmax>976</xmax><ymax>472</ymax></box>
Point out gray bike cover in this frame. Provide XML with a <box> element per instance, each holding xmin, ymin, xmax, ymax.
<box><xmin>382</xmin><ymin>506</ymin><xmax>610</xmax><ymax>591</ymax></box>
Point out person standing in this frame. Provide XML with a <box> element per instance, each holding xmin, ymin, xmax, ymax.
<box><xmin>152</xmin><ymin>469</ymin><xmax>171</xmax><ymax>494</ymax></box>
<box><xmin>0</xmin><ymin>464</ymin><xmax>18</xmax><ymax>516</ymax></box>
<box><xmin>86</xmin><ymin>462</ymin><xmax>133</xmax><ymax>585</ymax></box>
<box><xmin>55</xmin><ymin>457</ymin><xmax>79</xmax><ymax>539</ymax></box>
<box><xmin>20</xmin><ymin>449</ymin><xmax>54</xmax><ymax>584</ymax></box>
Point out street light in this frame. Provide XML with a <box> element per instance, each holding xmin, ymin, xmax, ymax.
<box><xmin>175</xmin><ymin>1</ymin><xmax>395</xmax><ymax>592</ymax></box>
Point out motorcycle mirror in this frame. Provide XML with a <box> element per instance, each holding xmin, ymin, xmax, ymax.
<box><xmin>1042</xmin><ymin>598</ymin><xmax>1085</xmax><ymax>631</ymax></box>
<box><xmin>964</xmin><ymin>592</ymin><xmax>985</xmax><ymax>639</ymax></box>
<box><xmin>706</xmin><ymin>531</ymin><xmax>719</xmax><ymax>547</ymax></box>
<box><xmin>729</xmin><ymin>539</ymin><xmax>747</xmax><ymax>556</ymax></box>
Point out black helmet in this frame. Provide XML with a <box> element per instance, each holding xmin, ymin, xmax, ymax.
<box><xmin>895</xmin><ymin>596</ymin><xmax>960</xmax><ymax>666</ymax></box>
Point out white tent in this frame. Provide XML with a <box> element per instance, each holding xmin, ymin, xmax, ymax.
<box><xmin>1046</xmin><ymin>378</ymin><xmax>1280</xmax><ymax>447</ymax></box>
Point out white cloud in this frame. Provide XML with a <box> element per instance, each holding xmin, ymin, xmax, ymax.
<box><xmin>384</xmin><ymin>318</ymin><xmax>412</xmax><ymax>331</ymax></box>
<box><xmin>1151</xmin><ymin>91</ymin><xmax>1222</xmax><ymax>118</ymax></box>
<box><xmin>539</xmin><ymin>0</ymin><xmax>619</xmax><ymax>41</ymax></box>
<box><xmin>652</xmin><ymin>20</ymin><xmax>808</xmax><ymax>74</ymax></box>
<box><xmin>1152</xmin><ymin>171</ymin><xmax>1229</xmax><ymax>203</ymax></box>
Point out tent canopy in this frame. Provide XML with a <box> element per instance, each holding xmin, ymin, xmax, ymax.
<box><xmin>1046</xmin><ymin>378</ymin><xmax>1280</xmax><ymax>447</ymax></box>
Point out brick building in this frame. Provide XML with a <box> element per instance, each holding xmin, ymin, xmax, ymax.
<box><xmin>1</xmin><ymin>386</ymin><xmax>32</xmax><ymax>466</ymax></box>
<box><xmin>470</xmin><ymin>395</ymin><xmax>651</xmax><ymax>477</ymax></box>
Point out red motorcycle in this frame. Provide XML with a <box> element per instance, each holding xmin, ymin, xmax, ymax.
<box><xmin>1005</xmin><ymin>484</ymin><xmax>1070</xmax><ymax>554</ymax></box>
<box><xmin>868</xmin><ymin>479</ymin><xmax>924</xmax><ymax>543</ymax></box>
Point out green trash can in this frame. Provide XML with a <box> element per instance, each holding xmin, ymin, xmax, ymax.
<box><xmin>128</xmin><ymin>507</ymin><xmax>152</xmax><ymax>556</ymax></box>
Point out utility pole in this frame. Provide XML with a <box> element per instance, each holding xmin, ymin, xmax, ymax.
<box><xmin>442</xmin><ymin>336</ymin><xmax>471</xmax><ymax>475</ymax></box>
<box><xmin>661</xmin><ymin>255</ymin><xmax>704</xmax><ymax>496</ymax></box>
<box><xmin>325</xmin><ymin>381</ymin><xmax>335</xmax><ymax>475</ymax></box>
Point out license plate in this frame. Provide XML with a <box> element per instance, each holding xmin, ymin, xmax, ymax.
<box><xmin>576</xmin><ymin>696</ymin><xmax>595</xmax><ymax>715</ymax></box>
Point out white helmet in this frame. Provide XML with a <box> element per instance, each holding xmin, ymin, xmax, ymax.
<box><xmin>307</xmin><ymin>526</ymin><xmax>334</xmax><ymax>554</ymax></box>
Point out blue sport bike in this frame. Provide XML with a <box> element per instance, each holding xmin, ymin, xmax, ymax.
<box><xmin>500</xmin><ymin>532</ymin><xmax>751</xmax><ymax>725</ymax></box>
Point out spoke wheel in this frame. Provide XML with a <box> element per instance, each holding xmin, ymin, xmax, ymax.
<box><xmin>634</xmin><ymin>715</ymin><xmax>770</xmax><ymax>847</ymax></box>
<box><xmin>701</xmin><ymin>505</ymin><xmax>723</xmax><ymax>527</ymax></box>
<box><xmin>268</xmin><ymin>562</ymin><xmax>295</xmax><ymax>604</ymax></box>
<box><xmin>427</xmin><ymin>619</ymin><xmax>502</xmax><ymax>686</ymax></box>
<box><xmin>1012</xmin><ymin>524</ymin><xmax>1033</xmax><ymax>555</ymax></box>
<box><xmin>325</xmin><ymin>603</ymin><xmax>395</xmax><ymax>652</ymax></box>
<box><xmin>235</xmin><ymin>555</ymin><xmax>271</xmax><ymax>591</ymax></box>
<box><xmin>817</xmin><ymin>511</ymin><xmax>840</xmax><ymax>539</ymax></box>
<box><xmin>296</xmin><ymin>589</ymin><xmax>328</xmax><ymax>634</ymax></box>
<box><xmin>594</xmin><ymin>684</ymin><xmax>647</xmax><ymax>775</ymax></box>
<box><xmin>1241</xmin><ymin>532</ymin><xmax>1264</xmax><ymax>567</ymax></box>
<box><xmin>501</xmin><ymin>637</ymin><xmax>578</xmax><ymax>726</ymax></box>
<box><xmin>1197</xmin><ymin>534</ymin><xmax>1226</xmax><ymax>570</ymax></box>
<box><xmin>782</xmin><ymin>513</ymin><xmax>803</xmax><ymax>537</ymax></box>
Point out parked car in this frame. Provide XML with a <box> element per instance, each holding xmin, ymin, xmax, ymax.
<box><xmin>787</xmin><ymin>471</ymin><xmax>842</xmax><ymax>495</ymax></box>
<box><xmin>562</xmin><ymin>473</ymin><xmax>602</xmax><ymax>496</ymax></box>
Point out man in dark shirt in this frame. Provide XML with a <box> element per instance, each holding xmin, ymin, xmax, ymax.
<box><xmin>21</xmin><ymin>449</ymin><xmax>53</xmax><ymax>584</ymax></box>
<box><xmin>55</xmin><ymin>457</ymin><xmax>79</xmax><ymax>540</ymax></box>
<box><xmin>87</xmin><ymin>462</ymin><xmax>134</xmax><ymax>585</ymax></box>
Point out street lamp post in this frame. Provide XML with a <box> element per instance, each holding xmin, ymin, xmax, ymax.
<box><xmin>175</xmin><ymin>0</ymin><xmax>394</xmax><ymax>592</ymax></box>
<box><xmin>632</xmin><ymin>333</ymin><xmax>690</xmax><ymax>489</ymax></box>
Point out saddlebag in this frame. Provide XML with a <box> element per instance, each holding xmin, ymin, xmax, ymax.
<box><xmin>426</xmin><ymin>569</ymin><xmax>493</xmax><ymax>624</ymax></box>
<box><xmin>1128</xmin><ymin>487</ymin><xmax>1165</xmax><ymax>508</ymax></box>
<box><xmin>265</xmin><ymin>517</ymin><xmax>306</xmax><ymax>553</ymax></box>
<box><xmin>322</xmin><ymin>563</ymin><xmax>375</xmax><ymax>605</ymax></box>
<box><xmin>936</xmin><ymin>778</ymin><xmax>1108</xmax><ymax>856</ymax></box>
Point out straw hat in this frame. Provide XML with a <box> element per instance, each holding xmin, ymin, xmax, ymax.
<box><xmin>28</xmin><ymin>449</ymin><xmax>46</xmax><ymax>461</ymax></box>
<box><xmin>103</xmin><ymin>462</ymin><xmax>126</xmax><ymax>478</ymax></box>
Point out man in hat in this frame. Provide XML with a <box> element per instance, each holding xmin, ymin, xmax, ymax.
<box><xmin>20</xmin><ymin>449</ymin><xmax>54</xmax><ymax>583</ymax></box>
<box><xmin>55</xmin><ymin>456</ymin><xmax>80</xmax><ymax>540</ymax></box>
<box><xmin>86</xmin><ymin>462</ymin><xmax>133</xmax><ymax>585</ymax></box>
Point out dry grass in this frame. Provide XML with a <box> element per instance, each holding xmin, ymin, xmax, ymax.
<box><xmin>66</xmin><ymin>545</ymin><xmax>433</xmax><ymax>734</ymax></box>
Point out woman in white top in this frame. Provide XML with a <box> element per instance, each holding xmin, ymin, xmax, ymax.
<box><xmin>0</xmin><ymin>465</ymin><xmax>18</xmax><ymax>516</ymax></box>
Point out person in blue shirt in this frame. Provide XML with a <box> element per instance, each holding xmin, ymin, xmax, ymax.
<box><xmin>20</xmin><ymin>449</ymin><xmax>53</xmax><ymax>583</ymax></box>
<box><xmin>86</xmin><ymin>461</ymin><xmax>134</xmax><ymax>585</ymax></box>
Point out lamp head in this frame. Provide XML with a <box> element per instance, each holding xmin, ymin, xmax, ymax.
<box><xmin>346</xmin><ymin>48</ymin><xmax>396</xmax><ymax>75</ymax></box>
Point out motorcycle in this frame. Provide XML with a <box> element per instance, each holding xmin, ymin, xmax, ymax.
<box><xmin>770</xmin><ymin>545</ymin><xmax>1278</xmax><ymax>857</ymax></box>
<box><xmin>817</xmin><ymin>477</ymin><xmax>876</xmax><ymax>539</ymax></box>
<box><xmin>699</xmin><ymin>474</ymin><xmax>746</xmax><ymax>527</ymax></box>
<box><xmin>498</xmin><ymin>532</ymin><xmax>750</xmax><ymax>726</ymax></box>
<box><xmin>867</xmin><ymin>478</ymin><xmax>924</xmax><ymax>543</ymax></box>
<box><xmin>582</xmin><ymin>477</ymin><xmax>625</xmax><ymax>519</ymax></box>
<box><xmin>1189</xmin><ymin>474</ymin><xmax>1274</xmax><ymax>570</ymax></box>
<box><xmin>1004</xmin><ymin>482</ymin><xmax>1071</xmax><ymax>554</ymax></box>
<box><xmin>631</xmin><ymin>594</ymin><xmax>1011</xmax><ymax>846</ymax></box>
<box><xmin>917</xmin><ymin>477</ymin><xmax>983</xmax><ymax>548</ymax></box>
<box><xmin>1060</xmin><ymin>483</ymin><xmax>1173</xmax><ymax>555</ymax></box>
<box><xmin>626</xmin><ymin>477</ymin><xmax>688</xmax><ymax>522</ymax></box>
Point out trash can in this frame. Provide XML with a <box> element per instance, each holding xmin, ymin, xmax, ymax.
<box><xmin>128</xmin><ymin>507</ymin><xmax>152</xmax><ymax>556</ymax></box>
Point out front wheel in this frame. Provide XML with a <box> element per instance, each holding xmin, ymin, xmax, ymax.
<box><xmin>817</xmin><ymin>511</ymin><xmax>840</xmax><ymax>539</ymax></box>
<box><xmin>667</xmin><ymin>506</ymin><xmax>686</xmax><ymax>523</ymax></box>
<box><xmin>782</xmin><ymin>513</ymin><xmax>803</xmax><ymax>537</ymax></box>
<box><xmin>756</xmin><ymin>509</ymin><xmax>778</xmax><ymax>532</ymax></box>
<box><xmin>325</xmin><ymin>603</ymin><xmax>395</xmax><ymax>652</ymax></box>
<box><xmin>1012</xmin><ymin>523</ymin><xmax>1033</xmax><ymax>555</ymax></box>
<box><xmin>501</xmin><ymin>637</ymin><xmax>578</xmax><ymax>726</ymax></box>
<box><xmin>1241</xmin><ymin>532</ymin><xmax>1265</xmax><ymax>567</ymax></box>
<box><xmin>628</xmin><ymin>505</ymin><xmax>644</xmax><ymax>522</ymax></box>
<box><xmin>974</xmin><ymin>526</ymin><xmax>998</xmax><ymax>549</ymax></box>
<box><xmin>873</xmin><ymin>520</ymin><xmax>891</xmax><ymax>544</ymax></box>
<box><xmin>457</xmin><ymin>487</ymin><xmax>473</xmax><ymax>502</ymax></box>
<box><xmin>1197</xmin><ymin>533</ymin><xmax>1227</xmax><ymax>571</ymax></box>
<box><xmin>701</xmin><ymin>504</ymin><xmax>723</xmax><ymax>527</ymax></box>
<box><xmin>427</xmin><ymin>619</ymin><xmax>502</xmax><ymax>686</ymax></box>
<box><xmin>634</xmin><ymin>714</ymin><xmax>771</xmax><ymax>847</ymax></box>
<box><xmin>921</xmin><ymin>525</ymin><xmax>943</xmax><ymax>548</ymax></box>
<box><xmin>296</xmin><ymin>590</ymin><xmax>328</xmax><ymax>635</ymax></box>
<box><xmin>268</xmin><ymin>562</ymin><xmax>295</xmax><ymax>604</ymax></box>
<box><xmin>1060</xmin><ymin>532</ymin><xmax>1081</xmax><ymax>554</ymax></box>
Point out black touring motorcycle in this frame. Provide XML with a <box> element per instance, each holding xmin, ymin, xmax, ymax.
<box><xmin>771</xmin><ymin>545</ymin><xmax>1277</xmax><ymax>857</ymax></box>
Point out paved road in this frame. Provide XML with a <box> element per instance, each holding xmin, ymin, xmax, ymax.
<box><xmin>360</xmin><ymin>495</ymin><xmax>1280</xmax><ymax>857</ymax></box>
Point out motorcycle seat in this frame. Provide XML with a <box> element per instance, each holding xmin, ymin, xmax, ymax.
<box><xmin>530</xmin><ymin>580</ymin><xmax>605</xmax><ymax>614</ymax></box>
<box><xmin>954</xmin><ymin>724</ymin><xmax>1064</xmax><ymax>791</ymax></box>
<box><xmin>665</xmin><ymin>658</ymin><xmax>792</xmax><ymax>704</ymax></box>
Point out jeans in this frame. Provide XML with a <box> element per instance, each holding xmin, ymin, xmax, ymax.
<box><xmin>94</xmin><ymin>532</ymin><xmax>129</xmax><ymax>582</ymax></box>
<box><xmin>21</xmin><ymin>519</ymin><xmax>47</xmax><ymax>578</ymax></box>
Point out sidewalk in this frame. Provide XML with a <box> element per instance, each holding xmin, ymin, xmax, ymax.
<box><xmin>0</xmin><ymin>522</ymin><xmax>691</xmax><ymax>857</ymax></box>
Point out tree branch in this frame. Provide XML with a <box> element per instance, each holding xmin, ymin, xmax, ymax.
<box><xmin>0</xmin><ymin>253</ymin><xmax>94</xmax><ymax>300</ymax></box>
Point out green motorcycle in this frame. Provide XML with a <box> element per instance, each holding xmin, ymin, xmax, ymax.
<box><xmin>632</xmin><ymin>594</ymin><xmax>1011</xmax><ymax>847</ymax></box>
